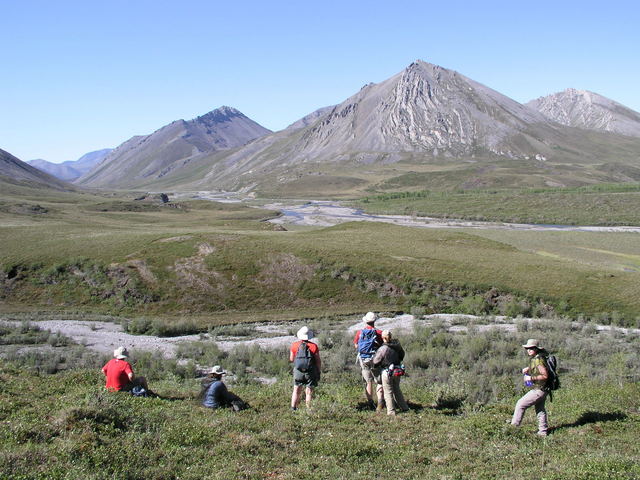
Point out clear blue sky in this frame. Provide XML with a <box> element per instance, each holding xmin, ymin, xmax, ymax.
<box><xmin>2</xmin><ymin>0</ymin><xmax>639</xmax><ymax>163</ymax></box>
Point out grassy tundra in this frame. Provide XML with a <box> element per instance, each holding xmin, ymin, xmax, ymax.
<box><xmin>354</xmin><ymin>184</ymin><xmax>640</xmax><ymax>226</ymax></box>
<box><xmin>0</xmin><ymin>317</ymin><xmax>638</xmax><ymax>480</ymax></box>
<box><xmin>2</xmin><ymin>185</ymin><xmax>640</xmax><ymax>325</ymax></box>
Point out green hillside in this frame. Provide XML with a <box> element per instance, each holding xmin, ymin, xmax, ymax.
<box><xmin>2</xmin><ymin>187</ymin><xmax>640</xmax><ymax>325</ymax></box>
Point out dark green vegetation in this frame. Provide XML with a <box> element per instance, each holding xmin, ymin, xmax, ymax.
<box><xmin>1</xmin><ymin>318</ymin><xmax>638</xmax><ymax>479</ymax></box>
<box><xmin>2</xmin><ymin>184</ymin><xmax>640</xmax><ymax>325</ymax></box>
<box><xmin>355</xmin><ymin>183</ymin><xmax>640</xmax><ymax>226</ymax></box>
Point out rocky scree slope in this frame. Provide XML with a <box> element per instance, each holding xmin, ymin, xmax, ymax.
<box><xmin>184</xmin><ymin>60</ymin><xmax>640</xmax><ymax>192</ymax></box>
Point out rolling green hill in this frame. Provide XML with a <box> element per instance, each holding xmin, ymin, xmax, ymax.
<box><xmin>2</xmin><ymin>186</ymin><xmax>640</xmax><ymax>325</ymax></box>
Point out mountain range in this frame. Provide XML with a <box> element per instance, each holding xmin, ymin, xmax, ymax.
<box><xmin>0</xmin><ymin>148</ymin><xmax>74</xmax><ymax>191</ymax></box>
<box><xmin>27</xmin><ymin>149</ymin><xmax>112</xmax><ymax>181</ymax></box>
<box><xmin>8</xmin><ymin>60</ymin><xmax>640</xmax><ymax>195</ymax></box>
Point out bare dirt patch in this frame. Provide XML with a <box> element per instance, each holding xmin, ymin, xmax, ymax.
<box><xmin>171</xmin><ymin>242</ymin><xmax>225</xmax><ymax>294</ymax></box>
<box><xmin>256</xmin><ymin>253</ymin><xmax>316</xmax><ymax>288</ymax></box>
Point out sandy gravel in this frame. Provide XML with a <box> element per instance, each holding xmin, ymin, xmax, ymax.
<box><xmin>2</xmin><ymin>314</ymin><xmax>636</xmax><ymax>360</ymax></box>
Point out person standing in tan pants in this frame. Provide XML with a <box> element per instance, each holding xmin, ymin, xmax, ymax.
<box><xmin>372</xmin><ymin>330</ymin><xmax>409</xmax><ymax>415</ymax></box>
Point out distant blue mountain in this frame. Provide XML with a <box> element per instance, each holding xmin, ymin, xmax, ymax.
<box><xmin>28</xmin><ymin>148</ymin><xmax>112</xmax><ymax>181</ymax></box>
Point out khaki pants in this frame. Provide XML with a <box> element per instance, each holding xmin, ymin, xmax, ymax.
<box><xmin>511</xmin><ymin>389</ymin><xmax>548</xmax><ymax>435</ymax></box>
<box><xmin>381</xmin><ymin>370</ymin><xmax>409</xmax><ymax>414</ymax></box>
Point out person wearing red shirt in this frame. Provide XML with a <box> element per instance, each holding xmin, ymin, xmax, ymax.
<box><xmin>353</xmin><ymin>312</ymin><xmax>384</xmax><ymax>410</ymax></box>
<box><xmin>289</xmin><ymin>326</ymin><xmax>321</xmax><ymax>410</ymax></box>
<box><xmin>102</xmin><ymin>346</ymin><xmax>148</xmax><ymax>392</ymax></box>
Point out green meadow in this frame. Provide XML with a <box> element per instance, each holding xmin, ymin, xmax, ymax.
<box><xmin>2</xmin><ymin>185</ymin><xmax>640</xmax><ymax>325</ymax></box>
<box><xmin>354</xmin><ymin>184</ymin><xmax>640</xmax><ymax>226</ymax></box>
<box><xmin>1</xmin><ymin>317</ymin><xmax>638</xmax><ymax>480</ymax></box>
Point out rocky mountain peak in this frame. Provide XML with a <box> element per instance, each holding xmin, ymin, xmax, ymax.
<box><xmin>527</xmin><ymin>89</ymin><xmax>640</xmax><ymax>137</ymax></box>
<box><xmin>195</xmin><ymin>106</ymin><xmax>244</xmax><ymax>125</ymax></box>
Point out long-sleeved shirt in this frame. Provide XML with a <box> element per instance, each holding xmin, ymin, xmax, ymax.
<box><xmin>372</xmin><ymin>341</ymin><xmax>405</xmax><ymax>369</ymax></box>
<box><xmin>202</xmin><ymin>380</ymin><xmax>234</xmax><ymax>409</ymax></box>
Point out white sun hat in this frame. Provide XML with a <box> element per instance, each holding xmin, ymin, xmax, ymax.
<box><xmin>113</xmin><ymin>346</ymin><xmax>128</xmax><ymax>359</ymax></box>
<box><xmin>296</xmin><ymin>326</ymin><xmax>314</xmax><ymax>340</ymax></box>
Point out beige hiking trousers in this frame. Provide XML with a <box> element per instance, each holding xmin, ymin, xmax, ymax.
<box><xmin>381</xmin><ymin>370</ymin><xmax>409</xmax><ymax>414</ymax></box>
<box><xmin>511</xmin><ymin>388</ymin><xmax>548</xmax><ymax>435</ymax></box>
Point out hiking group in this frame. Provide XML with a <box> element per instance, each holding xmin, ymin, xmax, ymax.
<box><xmin>101</xmin><ymin>313</ymin><xmax>559</xmax><ymax>434</ymax></box>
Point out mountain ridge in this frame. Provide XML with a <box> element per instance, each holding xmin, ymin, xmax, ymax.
<box><xmin>527</xmin><ymin>88</ymin><xmax>640</xmax><ymax>137</ymax></box>
<box><xmin>28</xmin><ymin>148</ymin><xmax>112</xmax><ymax>181</ymax></box>
<box><xmin>76</xmin><ymin>106</ymin><xmax>271</xmax><ymax>188</ymax></box>
<box><xmin>1</xmin><ymin>148</ymin><xmax>75</xmax><ymax>190</ymax></box>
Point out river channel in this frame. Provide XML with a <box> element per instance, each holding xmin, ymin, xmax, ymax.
<box><xmin>178</xmin><ymin>192</ymin><xmax>640</xmax><ymax>233</ymax></box>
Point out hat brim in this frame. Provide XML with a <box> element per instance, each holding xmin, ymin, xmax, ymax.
<box><xmin>522</xmin><ymin>344</ymin><xmax>537</xmax><ymax>349</ymax></box>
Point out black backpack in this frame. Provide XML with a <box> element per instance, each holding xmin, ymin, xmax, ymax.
<box><xmin>294</xmin><ymin>341</ymin><xmax>314</xmax><ymax>373</ymax></box>
<box><xmin>544</xmin><ymin>355</ymin><xmax>560</xmax><ymax>392</ymax></box>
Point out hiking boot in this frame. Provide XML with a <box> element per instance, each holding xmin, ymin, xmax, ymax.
<box><xmin>387</xmin><ymin>410</ymin><xmax>396</xmax><ymax>416</ymax></box>
<box><xmin>537</xmin><ymin>431</ymin><xmax>548</xmax><ymax>437</ymax></box>
<box><xmin>376</xmin><ymin>404</ymin><xmax>385</xmax><ymax>413</ymax></box>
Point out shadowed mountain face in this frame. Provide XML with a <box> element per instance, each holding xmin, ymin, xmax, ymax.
<box><xmin>527</xmin><ymin>89</ymin><xmax>640</xmax><ymax>137</ymax></box>
<box><xmin>28</xmin><ymin>149</ymin><xmax>112</xmax><ymax>181</ymax></box>
<box><xmin>76</xmin><ymin>106</ymin><xmax>271</xmax><ymax>188</ymax></box>
<box><xmin>0</xmin><ymin>148</ymin><xmax>74</xmax><ymax>190</ymax></box>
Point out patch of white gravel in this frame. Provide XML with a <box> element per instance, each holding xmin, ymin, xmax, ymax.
<box><xmin>2</xmin><ymin>314</ymin><xmax>637</xmax><ymax>359</ymax></box>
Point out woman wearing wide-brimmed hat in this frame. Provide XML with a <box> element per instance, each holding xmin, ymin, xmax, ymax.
<box><xmin>510</xmin><ymin>339</ymin><xmax>550</xmax><ymax>436</ymax></box>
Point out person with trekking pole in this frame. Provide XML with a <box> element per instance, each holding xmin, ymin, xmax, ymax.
<box><xmin>510</xmin><ymin>338</ymin><xmax>550</xmax><ymax>436</ymax></box>
<box><xmin>353</xmin><ymin>312</ymin><xmax>385</xmax><ymax>411</ymax></box>
<box><xmin>290</xmin><ymin>326</ymin><xmax>321</xmax><ymax>410</ymax></box>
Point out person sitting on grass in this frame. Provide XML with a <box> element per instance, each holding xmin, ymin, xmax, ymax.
<box><xmin>102</xmin><ymin>346</ymin><xmax>149</xmax><ymax>393</ymax></box>
<box><xmin>202</xmin><ymin>365</ymin><xmax>248</xmax><ymax>411</ymax></box>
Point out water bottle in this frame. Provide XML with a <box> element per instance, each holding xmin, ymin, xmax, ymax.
<box><xmin>524</xmin><ymin>374</ymin><xmax>533</xmax><ymax>387</ymax></box>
